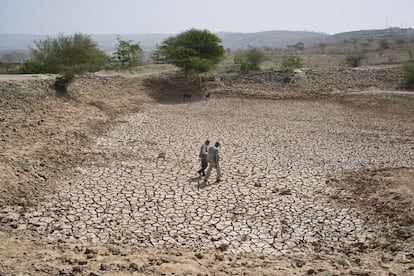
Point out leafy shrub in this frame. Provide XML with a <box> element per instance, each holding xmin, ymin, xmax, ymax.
<box><xmin>17</xmin><ymin>61</ymin><xmax>47</xmax><ymax>74</ymax></box>
<box><xmin>113</xmin><ymin>36</ymin><xmax>143</xmax><ymax>68</ymax></box>
<box><xmin>345</xmin><ymin>52</ymin><xmax>365</xmax><ymax>67</ymax></box>
<box><xmin>402</xmin><ymin>63</ymin><xmax>414</xmax><ymax>89</ymax></box>
<box><xmin>281</xmin><ymin>55</ymin><xmax>303</xmax><ymax>70</ymax></box>
<box><xmin>24</xmin><ymin>33</ymin><xmax>109</xmax><ymax>74</ymax></box>
<box><xmin>234</xmin><ymin>47</ymin><xmax>266</xmax><ymax>73</ymax></box>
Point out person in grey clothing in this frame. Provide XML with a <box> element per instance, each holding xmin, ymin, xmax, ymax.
<box><xmin>204</xmin><ymin>142</ymin><xmax>221</xmax><ymax>183</ymax></box>
<box><xmin>197</xmin><ymin>140</ymin><xmax>210</xmax><ymax>176</ymax></box>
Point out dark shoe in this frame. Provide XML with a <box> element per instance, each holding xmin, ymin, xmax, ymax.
<box><xmin>216</xmin><ymin>179</ymin><xmax>221</xmax><ymax>183</ymax></box>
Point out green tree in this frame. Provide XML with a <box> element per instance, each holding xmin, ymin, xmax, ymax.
<box><xmin>19</xmin><ymin>33</ymin><xmax>109</xmax><ymax>74</ymax></box>
<box><xmin>281</xmin><ymin>55</ymin><xmax>303</xmax><ymax>69</ymax></box>
<box><xmin>154</xmin><ymin>29</ymin><xmax>224</xmax><ymax>76</ymax></box>
<box><xmin>113</xmin><ymin>36</ymin><xmax>143</xmax><ymax>68</ymax></box>
<box><xmin>234</xmin><ymin>47</ymin><xmax>266</xmax><ymax>73</ymax></box>
<box><xmin>402</xmin><ymin>63</ymin><xmax>414</xmax><ymax>89</ymax></box>
<box><xmin>344</xmin><ymin>52</ymin><xmax>365</xmax><ymax>67</ymax></box>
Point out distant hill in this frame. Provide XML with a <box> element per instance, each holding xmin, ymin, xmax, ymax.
<box><xmin>0</xmin><ymin>31</ymin><xmax>328</xmax><ymax>55</ymax></box>
<box><xmin>326</xmin><ymin>28</ymin><xmax>414</xmax><ymax>43</ymax></box>
<box><xmin>217</xmin><ymin>31</ymin><xmax>328</xmax><ymax>49</ymax></box>
<box><xmin>1</xmin><ymin>28</ymin><xmax>413</xmax><ymax>59</ymax></box>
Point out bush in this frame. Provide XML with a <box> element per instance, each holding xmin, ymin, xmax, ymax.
<box><xmin>281</xmin><ymin>55</ymin><xmax>303</xmax><ymax>70</ymax></box>
<box><xmin>345</xmin><ymin>52</ymin><xmax>365</xmax><ymax>67</ymax></box>
<box><xmin>402</xmin><ymin>63</ymin><xmax>414</xmax><ymax>89</ymax></box>
<box><xmin>234</xmin><ymin>48</ymin><xmax>266</xmax><ymax>73</ymax></box>
<box><xmin>25</xmin><ymin>33</ymin><xmax>109</xmax><ymax>74</ymax></box>
<box><xmin>17</xmin><ymin>61</ymin><xmax>47</xmax><ymax>74</ymax></box>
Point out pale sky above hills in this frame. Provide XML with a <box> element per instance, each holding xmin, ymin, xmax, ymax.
<box><xmin>1</xmin><ymin>0</ymin><xmax>413</xmax><ymax>35</ymax></box>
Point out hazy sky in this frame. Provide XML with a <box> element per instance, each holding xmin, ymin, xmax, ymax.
<box><xmin>1</xmin><ymin>0</ymin><xmax>413</xmax><ymax>35</ymax></box>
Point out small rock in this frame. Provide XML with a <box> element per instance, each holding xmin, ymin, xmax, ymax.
<box><xmin>37</xmin><ymin>173</ymin><xmax>48</xmax><ymax>180</ymax></box>
<box><xmin>279</xmin><ymin>188</ymin><xmax>292</xmax><ymax>195</ymax></box>
<box><xmin>100</xmin><ymin>263</ymin><xmax>110</xmax><ymax>271</ymax></box>
<box><xmin>272</xmin><ymin>187</ymin><xmax>279</xmax><ymax>193</ymax></box>
<box><xmin>215</xmin><ymin>254</ymin><xmax>224</xmax><ymax>261</ymax></box>
<box><xmin>107</xmin><ymin>245</ymin><xmax>120</xmax><ymax>255</ymax></box>
<box><xmin>210</xmin><ymin>236</ymin><xmax>221</xmax><ymax>242</ymax></box>
<box><xmin>295</xmin><ymin>259</ymin><xmax>306</xmax><ymax>268</ymax></box>
<box><xmin>84</xmin><ymin>248</ymin><xmax>98</xmax><ymax>255</ymax></box>
<box><xmin>128</xmin><ymin>262</ymin><xmax>140</xmax><ymax>272</ymax></box>
<box><xmin>77</xmin><ymin>260</ymin><xmax>88</xmax><ymax>265</ymax></box>
<box><xmin>350</xmin><ymin>270</ymin><xmax>370</xmax><ymax>276</ymax></box>
<box><xmin>195</xmin><ymin>252</ymin><xmax>204</xmax><ymax>259</ymax></box>
<box><xmin>72</xmin><ymin>265</ymin><xmax>82</xmax><ymax>273</ymax></box>
<box><xmin>59</xmin><ymin>268</ymin><xmax>72</xmax><ymax>275</ymax></box>
<box><xmin>307</xmin><ymin>269</ymin><xmax>316</xmax><ymax>275</ymax></box>
<box><xmin>218</xmin><ymin>243</ymin><xmax>229</xmax><ymax>251</ymax></box>
<box><xmin>86</xmin><ymin>253</ymin><xmax>95</xmax><ymax>259</ymax></box>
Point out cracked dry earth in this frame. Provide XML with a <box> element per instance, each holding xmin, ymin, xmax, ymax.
<box><xmin>16</xmin><ymin>97</ymin><xmax>414</xmax><ymax>259</ymax></box>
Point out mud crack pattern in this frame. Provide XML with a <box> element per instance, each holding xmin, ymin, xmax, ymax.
<box><xmin>20</xmin><ymin>99</ymin><xmax>414</xmax><ymax>256</ymax></box>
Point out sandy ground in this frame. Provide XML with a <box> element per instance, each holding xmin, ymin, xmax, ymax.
<box><xmin>0</xmin><ymin>67</ymin><xmax>413</xmax><ymax>275</ymax></box>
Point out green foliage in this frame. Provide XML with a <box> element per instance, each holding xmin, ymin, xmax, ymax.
<box><xmin>234</xmin><ymin>47</ymin><xmax>266</xmax><ymax>73</ymax></box>
<box><xmin>113</xmin><ymin>36</ymin><xmax>143</xmax><ymax>68</ymax></box>
<box><xmin>344</xmin><ymin>52</ymin><xmax>365</xmax><ymax>67</ymax></box>
<box><xmin>154</xmin><ymin>29</ymin><xmax>224</xmax><ymax>75</ymax></box>
<box><xmin>402</xmin><ymin>63</ymin><xmax>414</xmax><ymax>89</ymax></box>
<box><xmin>20</xmin><ymin>33</ymin><xmax>109</xmax><ymax>74</ymax></box>
<box><xmin>408</xmin><ymin>47</ymin><xmax>414</xmax><ymax>62</ymax></box>
<box><xmin>17</xmin><ymin>60</ymin><xmax>47</xmax><ymax>74</ymax></box>
<box><xmin>281</xmin><ymin>55</ymin><xmax>303</xmax><ymax>69</ymax></box>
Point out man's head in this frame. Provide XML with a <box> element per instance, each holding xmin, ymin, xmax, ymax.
<box><xmin>215</xmin><ymin>142</ymin><xmax>220</xmax><ymax>147</ymax></box>
<box><xmin>205</xmin><ymin>140</ymin><xmax>210</xmax><ymax>145</ymax></box>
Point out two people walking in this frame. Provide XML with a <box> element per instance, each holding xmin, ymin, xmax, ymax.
<box><xmin>198</xmin><ymin>140</ymin><xmax>221</xmax><ymax>183</ymax></box>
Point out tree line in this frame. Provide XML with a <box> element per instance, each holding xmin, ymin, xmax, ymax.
<box><xmin>5</xmin><ymin>29</ymin><xmax>281</xmax><ymax>77</ymax></box>
<box><xmin>1</xmin><ymin>28</ymin><xmax>413</xmax><ymax>89</ymax></box>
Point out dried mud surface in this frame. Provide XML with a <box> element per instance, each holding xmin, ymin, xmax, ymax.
<box><xmin>1</xmin><ymin>66</ymin><xmax>414</xmax><ymax>275</ymax></box>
